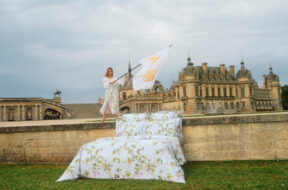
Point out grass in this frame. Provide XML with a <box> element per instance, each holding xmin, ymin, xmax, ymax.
<box><xmin>0</xmin><ymin>160</ymin><xmax>287</xmax><ymax>190</ymax></box>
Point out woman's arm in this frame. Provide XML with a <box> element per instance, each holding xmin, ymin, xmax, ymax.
<box><xmin>103</xmin><ymin>77</ymin><xmax>112</xmax><ymax>89</ymax></box>
<box><xmin>116</xmin><ymin>72</ymin><xmax>128</xmax><ymax>85</ymax></box>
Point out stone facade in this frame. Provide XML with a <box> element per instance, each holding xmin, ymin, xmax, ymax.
<box><xmin>119</xmin><ymin>58</ymin><xmax>282</xmax><ymax>114</ymax></box>
<box><xmin>0</xmin><ymin>97</ymin><xmax>73</xmax><ymax>122</ymax></box>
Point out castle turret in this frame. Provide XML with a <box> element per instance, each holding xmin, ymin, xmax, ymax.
<box><xmin>266</xmin><ymin>67</ymin><xmax>282</xmax><ymax>110</ymax></box>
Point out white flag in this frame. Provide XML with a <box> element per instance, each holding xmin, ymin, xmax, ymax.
<box><xmin>133</xmin><ymin>47</ymin><xmax>170</xmax><ymax>90</ymax></box>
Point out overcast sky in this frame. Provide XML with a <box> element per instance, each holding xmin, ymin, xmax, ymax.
<box><xmin>1</xmin><ymin>0</ymin><xmax>287</xmax><ymax>103</ymax></box>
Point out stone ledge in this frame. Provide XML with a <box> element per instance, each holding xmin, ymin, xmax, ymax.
<box><xmin>183</xmin><ymin>112</ymin><xmax>288</xmax><ymax>126</ymax></box>
<box><xmin>1</xmin><ymin>112</ymin><xmax>288</xmax><ymax>133</ymax></box>
<box><xmin>0</xmin><ymin>122</ymin><xmax>115</xmax><ymax>133</ymax></box>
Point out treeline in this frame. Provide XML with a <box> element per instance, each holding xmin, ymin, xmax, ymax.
<box><xmin>281</xmin><ymin>85</ymin><xmax>288</xmax><ymax>110</ymax></box>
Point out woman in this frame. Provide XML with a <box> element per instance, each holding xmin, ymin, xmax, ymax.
<box><xmin>100</xmin><ymin>67</ymin><xmax>127</xmax><ymax>122</ymax></box>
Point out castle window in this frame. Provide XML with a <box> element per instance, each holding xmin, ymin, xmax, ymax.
<box><xmin>195</xmin><ymin>85</ymin><xmax>198</xmax><ymax>96</ymax></box>
<box><xmin>241</xmin><ymin>88</ymin><xmax>245</xmax><ymax>97</ymax></box>
<box><xmin>224</xmin><ymin>102</ymin><xmax>228</xmax><ymax>109</ymax></box>
<box><xmin>223</xmin><ymin>87</ymin><xmax>227</xmax><ymax>97</ymax></box>
<box><xmin>212</xmin><ymin>87</ymin><xmax>215</xmax><ymax>97</ymax></box>
<box><xmin>200</xmin><ymin>86</ymin><xmax>202</xmax><ymax>97</ymax></box>
<box><xmin>197</xmin><ymin>103</ymin><xmax>201</xmax><ymax>110</ymax></box>
<box><xmin>230</xmin><ymin>87</ymin><xmax>233</xmax><ymax>97</ymax></box>
<box><xmin>206</xmin><ymin>87</ymin><xmax>209</xmax><ymax>97</ymax></box>
<box><xmin>230</xmin><ymin>102</ymin><xmax>234</xmax><ymax>109</ymax></box>
<box><xmin>218</xmin><ymin>87</ymin><xmax>221</xmax><ymax>96</ymax></box>
<box><xmin>236</xmin><ymin>87</ymin><xmax>238</xmax><ymax>97</ymax></box>
<box><xmin>123</xmin><ymin>92</ymin><xmax>127</xmax><ymax>100</ymax></box>
<box><xmin>236</xmin><ymin>102</ymin><xmax>240</xmax><ymax>109</ymax></box>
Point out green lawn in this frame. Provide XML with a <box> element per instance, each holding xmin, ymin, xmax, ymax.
<box><xmin>0</xmin><ymin>161</ymin><xmax>287</xmax><ymax>190</ymax></box>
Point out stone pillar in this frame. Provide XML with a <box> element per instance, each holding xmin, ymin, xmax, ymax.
<box><xmin>227</xmin><ymin>85</ymin><xmax>230</xmax><ymax>97</ymax></box>
<box><xmin>208</xmin><ymin>84</ymin><xmax>212</xmax><ymax>97</ymax></box>
<box><xmin>35</xmin><ymin>105</ymin><xmax>38</xmax><ymax>120</ymax></box>
<box><xmin>3</xmin><ymin>105</ymin><xmax>6</xmax><ymax>121</ymax></box>
<box><xmin>39</xmin><ymin>104</ymin><xmax>43</xmax><ymax>120</ymax></box>
<box><xmin>17</xmin><ymin>105</ymin><xmax>20</xmax><ymax>121</ymax></box>
<box><xmin>146</xmin><ymin>103</ymin><xmax>149</xmax><ymax>112</ymax></box>
<box><xmin>22</xmin><ymin>105</ymin><xmax>25</xmax><ymax>121</ymax></box>
<box><xmin>203</xmin><ymin>84</ymin><xmax>206</xmax><ymax>97</ymax></box>
<box><xmin>221</xmin><ymin>85</ymin><xmax>224</xmax><ymax>97</ymax></box>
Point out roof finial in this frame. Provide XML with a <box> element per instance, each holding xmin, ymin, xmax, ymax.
<box><xmin>269</xmin><ymin>67</ymin><xmax>273</xmax><ymax>73</ymax></box>
<box><xmin>187</xmin><ymin>51</ymin><xmax>192</xmax><ymax>65</ymax></box>
<box><xmin>128</xmin><ymin>55</ymin><xmax>132</xmax><ymax>76</ymax></box>
<box><xmin>241</xmin><ymin>61</ymin><xmax>245</xmax><ymax>68</ymax></box>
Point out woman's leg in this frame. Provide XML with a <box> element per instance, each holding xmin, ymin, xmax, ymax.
<box><xmin>101</xmin><ymin>113</ymin><xmax>107</xmax><ymax>123</ymax></box>
<box><xmin>101</xmin><ymin>103</ymin><xmax>112</xmax><ymax>122</ymax></box>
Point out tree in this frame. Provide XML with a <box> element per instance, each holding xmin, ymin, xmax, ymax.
<box><xmin>281</xmin><ymin>85</ymin><xmax>288</xmax><ymax>110</ymax></box>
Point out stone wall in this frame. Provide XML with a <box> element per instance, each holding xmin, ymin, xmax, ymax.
<box><xmin>0</xmin><ymin>113</ymin><xmax>288</xmax><ymax>162</ymax></box>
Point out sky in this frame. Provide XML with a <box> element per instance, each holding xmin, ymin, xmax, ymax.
<box><xmin>0</xmin><ymin>0</ymin><xmax>288</xmax><ymax>103</ymax></box>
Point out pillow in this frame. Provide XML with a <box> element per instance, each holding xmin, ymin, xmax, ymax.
<box><xmin>118</xmin><ymin>113</ymin><xmax>148</xmax><ymax>122</ymax></box>
<box><xmin>145</xmin><ymin>118</ymin><xmax>181</xmax><ymax>137</ymax></box>
<box><xmin>116</xmin><ymin>119</ymin><xmax>147</xmax><ymax>137</ymax></box>
<box><xmin>150</xmin><ymin>110</ymin><xmax>183</xmax><ymax>120</ymax></box>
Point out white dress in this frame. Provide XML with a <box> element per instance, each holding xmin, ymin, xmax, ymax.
<box><xmin>100</xmin><ymin>77</ymin><xmax>125</xmax><ymax>115</ymax></box>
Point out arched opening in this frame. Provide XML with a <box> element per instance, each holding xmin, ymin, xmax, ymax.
<box><xmin>120</xmin><ymin>106</ymin><xmax>130</xmax><ymax>113</ymax></box>
<box><xmin>44</xmin><ymin>108</ymin><xmax>62</xmax><ymax>120</ymax></box>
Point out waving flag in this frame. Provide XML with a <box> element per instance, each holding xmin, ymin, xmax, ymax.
<box><xmin>133</xmin><ymin>46</ymin><xmax>171</xmax><ymax>90</ymax></box>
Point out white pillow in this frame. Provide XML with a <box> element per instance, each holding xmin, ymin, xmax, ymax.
<box><xmin>150</xmin><ymin>110</ymin><xmax>183</xmax><ymax>120</ymax></box>
<box><xmin>116</xmin><ymin>120</ymin><xmax>147</xmax><ymax>137</ymax></box>
<box><xmin>119</xmin><ymin>113</ymin><xmax>148</xmax><ymax>122</ymax></box>
<box><xmin>145</xmin><ymin>118</ymin><xmax>182</xmax><ymax>137</ymax></box>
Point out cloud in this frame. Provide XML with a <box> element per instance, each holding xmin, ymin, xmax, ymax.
<box><xmin>0</xmin><ymin>0</ymin><xmax>287</xmax><ymax>103</ymax></box>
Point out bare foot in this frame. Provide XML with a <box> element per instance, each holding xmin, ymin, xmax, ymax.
<box><xmin>101</xmin><ymin>116</ymin><xmax>106</xmax><ymax>123</ymax></box>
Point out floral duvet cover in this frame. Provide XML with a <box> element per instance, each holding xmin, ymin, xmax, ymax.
<box><xmin>57</xmin><ymin>136</ymin><xmax>185</xmax><ymax>183</ymax></box>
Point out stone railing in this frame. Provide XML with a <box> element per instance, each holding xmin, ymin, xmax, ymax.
<box><xmin>1</xmin><ymin>112</ymin><xmax>288</xmax><ymax>162</ymax></box>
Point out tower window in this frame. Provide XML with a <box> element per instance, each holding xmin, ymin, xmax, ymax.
<box><xmin>123</xmin><ymin>92</ymin><xmax>127</xmax><ymax>100</ymax></box>
<box><xmin>241</xmin><ymin>88</ymin><xmax>245</xmax><ymax>97</ymax></box>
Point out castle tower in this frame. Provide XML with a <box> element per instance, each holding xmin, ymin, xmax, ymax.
<box><xmin>236</xmin><ymin>61</ymin><xmax>255</xmax><ymax>112</ymax></box>
<box><xmin>118</xmin><ymin>61</ymin><xmax>141</xmax><ymax>113</ymax></box>
<box><xmin>265</xmin><ymin>67</ymin><xmax>282</xmax><ymax>110</ymax></box>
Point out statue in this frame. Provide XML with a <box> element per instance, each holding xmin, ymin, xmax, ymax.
<box><xmin>54</xmin><ymin>90</ymin><xmax>61</xmax><ymax>97</ymax></box>
<box><xmin>26</xmin><ymin>107</ymin><xmax>32</xmax><ymax>120</ymax></box>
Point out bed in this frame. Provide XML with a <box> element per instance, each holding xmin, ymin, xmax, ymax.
<box><xmin>57</xmin><ymin>111</ymin><xmax>186</xmax><ymax>183</ymax></box>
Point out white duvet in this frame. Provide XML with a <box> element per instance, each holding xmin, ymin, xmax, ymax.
<box><xmin>57</xmin><ymin>136</ymin><xmax>185</xmax><ymax>183</ymax></box>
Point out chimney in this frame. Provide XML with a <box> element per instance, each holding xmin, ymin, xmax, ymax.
<box><xmin>202</xmin><ymin>62</ymin><xmax>207</xmax><ymax>73</ymax></box>
<box><xmin>229</xmin><ymin>65</ymin><xmax>235</xmax><ymax>76</ymax></box>
<box><xmin>262</xmin><ymin>75</ymin><xmax>267</xmax><ymax>88</ymax></box>
<box><xmin>220</xmin><ymin>64</ymin><xmax>225</xmax><ymax>73</ymax></box>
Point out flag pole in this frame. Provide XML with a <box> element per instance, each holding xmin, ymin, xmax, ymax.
<box><xmin>115</xmin><ymin>63</ymin><xmax>142</xmax><ymax>81</ymax></box>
